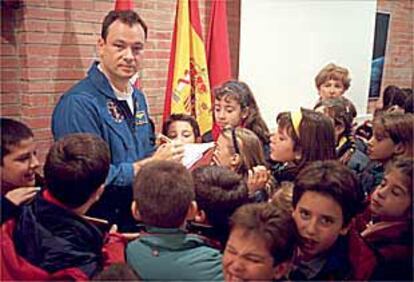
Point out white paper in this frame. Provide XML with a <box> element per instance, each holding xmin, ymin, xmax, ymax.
<box><xmin>182</xmin><ymin>142</ymin><xmax>215</xmax><ymax>168</ymax></box>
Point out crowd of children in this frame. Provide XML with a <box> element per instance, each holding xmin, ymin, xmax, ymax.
<box><xmin>1</xmin><ymin>62</ymin><xmax>413</xmax><ymax>281</ymax></box>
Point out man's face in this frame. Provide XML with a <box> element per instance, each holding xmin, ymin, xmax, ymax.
<box><xmin>1</xmin><ymin>138</ymin><xmax>40</xmax><ymax>193</ymax></box>
<box><xmin>223</xmin><ymin>227</ymin><xmax>278</xmax><ymax>281</ymax></box>
<box><xmin>98</xmin><ymin>20</ymin><xmax>145</xmax><ymax>84</ymax></box>
<box><xmin>292</xmin><ymin>191</ymin><xmax>348</xmax><ymax>260</ymax></box>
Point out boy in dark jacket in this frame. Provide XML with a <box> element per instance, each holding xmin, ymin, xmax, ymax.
<box><xmin>1</xmin><ymin>118</ymin><xmax>42</xmax><ymax>224</ymax></box>
<box><xmin>289</xmin><ymin>160</ymin><xmax>376</xmax><ymax>281</ymax></box>
<box><xmin>1</xmin><ymin>133</ymin><xmax>126</xmax><ymax>280</ymax></box>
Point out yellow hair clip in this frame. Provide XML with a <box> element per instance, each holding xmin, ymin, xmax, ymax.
<box><xmin>291</xmin><ymin>110</ymin><xmax>303</xmax><ymax>138</ymax></box>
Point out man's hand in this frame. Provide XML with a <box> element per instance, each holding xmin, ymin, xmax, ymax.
<box><xmin>152</xmin><ymin>140</ymin><xmax>185</xmax><ymax>162</ymax></box>
<box><xmin>5</xmin><ymin>187</ymin><xmax>40</xmax><ymax>206</ymax></box>
<box><xmin>132</xmin><ymin>140</ymin><xmax>185</xmax><ymax>175</ymax></box>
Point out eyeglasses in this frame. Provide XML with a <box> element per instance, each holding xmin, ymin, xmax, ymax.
<box><xmin>231</xmin><ymin>128</ymin><xmax>241</xmax><ymax>155</ymax></box>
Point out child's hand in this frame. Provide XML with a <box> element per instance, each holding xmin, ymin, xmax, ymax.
<box><xmin>247</xmin><ymin>166</ymin><xmax>270</xmax><ymax>193</ymax></box>
<box><xmin>5</xmin><ymin>187</ymin><xmax>40</xmax><ymax>206</ymax></box>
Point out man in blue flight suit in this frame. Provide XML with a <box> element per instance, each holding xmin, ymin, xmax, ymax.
<box><xmin>52</xmin><ymin>10</ymin><xmax>183</xmax><ymax>231</ymax></box>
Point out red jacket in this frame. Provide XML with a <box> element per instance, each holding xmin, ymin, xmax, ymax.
<box><xmin>1</xmin><ymin>197</ymin><xmax>127</xmax><ymax>281</ymax></box>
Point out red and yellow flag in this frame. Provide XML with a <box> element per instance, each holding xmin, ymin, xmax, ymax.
<box><xmin>206</xmin><ymin>0</ymin><xmax>232</xmax><ymax>90</ymax></box>
<box><xmin>163</xmin><ymin>0</ymin><xmax>212</xmax><ymax>134</ymax></box>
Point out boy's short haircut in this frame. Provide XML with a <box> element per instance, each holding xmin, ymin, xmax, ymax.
<box><xmin>192</xmin><ymin>166</ymin><xmax>249</xmax><ymax>228</ymax></box>
<box><xmin>314</xmin><ymin>96</ymin><xmax>356</xmax><ymax>137</ymax></box>
<box><xmin>101</xmin><ymin>10</ymin><xmax>148</xmax><ymax>40</ymax></box>
<box><xmin>315</xmin><ymin>63</ymin><xmax>351</xmax><ymax>91</ymax></box>
<box><xmin>271</xmin><ymin>182</ymin><xmax>294</xmax><ymax>214</ymax></box>
<box><xmin>44</xmin><ymin>133</ymin><xmax>110</xmax><ymax>209</ymax></box>
<box><xmin>382</xmin><ymin>85</ymin><xmax>407</xmax><ymax>110</ymax></box>
<box><xmin>0</xmin><ymin>118</ymin><xmax>34</xmax><ymax>164</ymax></box>
<box><xmin>230</xmin><ymin>203</ymin><xmax>296</xmax><ymax>265</ymax></box>
<box><xmin>162</xmin><ymin>113</ymin><xmax>201</xmax><ymax>138</ymax></box>
<box><xmin>404</xmin><ymin>93</ymin><xmax>413</xmax><ymax>113</ymax></box>
<box><xmin>293</xmin><ymin>160</ymin><xmax>364</xmax><ymax>226</ymax></box>
<box><xmin>133</xmin><ymin>160</ymin><xmax>194</xmax><ymax>228</ymax></box>
<box><xmin>373</xmin><ymin>112</ymin><xmax>414</xmax><ymax>157</ymax></box>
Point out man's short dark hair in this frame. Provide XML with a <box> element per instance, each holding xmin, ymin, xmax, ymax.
<box><xmin>101</xmin><ymin>10</ymin><xmax>148</xmax><ymax>40</ymax></box>
<box><xmin>230</xmin><ymin>203</ymin><xmax>296</xmax><ymax>265</ymax></box>
<box><xmin>293</xmin><ymin>160</ymin><xmax>364</xmax><ymax>226</ymax></box>
<box><xmin>1</xmin><ymin>118</ymin><xmax>34</xmax><ymax>165</ymax></box>
<box><xmin>44</xmin><ymin>133</ymin><xmax>110</xmax><ymax>208</ymax></box>
<box><xmin>192</xmin><ymin>166</ymin><xmax>248</xmax><ymax>228</ymax></box>
<box><xmin>133</xmin><ymin>160</ymin><xmax>194</xmax><ymax>228</ymax></box>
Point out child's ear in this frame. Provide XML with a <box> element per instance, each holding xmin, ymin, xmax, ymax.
<box><xmin>241</xmin><ymin>107</ymin><xmax>249</xmax><ymax>120</ymax></box>
<box><xmin>131</xmin><ymin>201</ymin><xmax>142</xmax><ymax>221</ymax></box>
<box><xmin>186</xmin><ymin>200</ymin><xmax>198</xmax><ymax>221</ymax></box>
<box><xmin>335</xmin><ymin>124</ymin><xmax>345</xmax><ymax>138</ymax></box>
<box><xmin>393</xmin><ymin>143</ymin><xmax>405</xmax><ymax>156</ymax></box>
<box><xmin>339</xmin><ymin>223</ymin><xmax>350</xmax><ymax>236</ymax></box>
<box><xmin>195</xmin><ymin>136</ymin><xmax>202</xmax><ymax>143</ymax></box>
<box><xmin>97</xmin><ymin>38</ymin><xmax>105</xmax><ymax>58</ymax></box>
<box><xmin>294</xmin><ymin>149</ymin><xmax>302</xmax><ymax>162</ymax></box>
<box><xmin>230</xmin><ymin>153</ymin><xmax>241</xmax><ymax>168</ymax></box>
<box><xmin>194</xmin><ymin>209</ymin><xmax>206</xmax><ymax>223</ymax></box>
<box><xmin>93</xmin><ymin>185</ymin><xmax>105</xmax><ymax>203</ymax></box>
<box><xmin>273</xmin><ymin>261</ymin><xmax>292</xmax><ymax>280</ymax></box>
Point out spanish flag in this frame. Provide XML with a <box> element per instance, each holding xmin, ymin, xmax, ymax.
<box><xmin>163</xmin><ymin>0</ymin><xmax>213</xmax><ymax>134</ymax></box>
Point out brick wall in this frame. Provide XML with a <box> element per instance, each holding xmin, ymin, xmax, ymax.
<box><xmin>368</xmin><ymin>0</ymin><xmax>413</xmax><ymax>112</ymax></box>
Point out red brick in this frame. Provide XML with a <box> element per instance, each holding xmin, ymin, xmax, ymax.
<box><xmin>32</xmin><ymin>129</ymin><xmax>53</xmax><ymax>141</ymax></box>
<box><xmin>72</xmin><ymin>11</ymin><xmax>106</xmax><ymax>23</ymax></box>
<box><xmin>0</xmin><ymin>93</ymin><xmax>20</xmax><ymax>104</ymax></box>
<box><xmin>1</xmin><ymin>105</ymin><xmax>20</xmax><ymax>116</ymax></box>
<box><xmin>22</xmin><ymin>20</ymin><xmax>48</xmax><ymax>32</ymax></box>
<box><xmin>21</xmin><ymin>68</ymin><xmax>51</xmax><ymax>80</ymax></box>
<box><xmin>54</xmin><ymin>81</ymin><xmax>77</xmax><ymax>93</ymax></box>
<box><xmin>25</xmin><ymin>7</ymin><xmax>66</xmax><ymax>21</ymax></box>
<box><xmin>93</xmin><ymin>1</ymin><xmax>113</xmax><ymax>12</ymax></box>
<box><xmin>21</xmin><ymin>94</ymin><xmax>50</xmax><ymax>106</ymax></box>
<box><xmin>21</xmin><ymin>81</ymin><xmax>54</xmax><ymax>93</ymax></box>
<box><xmin>54</xmin><ymin>69</ymin><xmax>86</xmax><ymax>80</ymax></box>
<box><xmin>48</xmin><ymin>0</ymin><xmax>94</xmax><ymax>10</ymax></box>
<box><xmin>25</xmin><ymin>0</ymin><xmax>47</xmax><ymax>7</ymax></box>
<box><xmin>1</xmin><ymin>69</ymin><xmax>19</xmax><ymax>81</ymax></box>
<box><xmin>22</xmin><ymin>116</ymin><xmax>51</xmax><ymax>129</ymax></box>
<box><xmin>22</xmin><ymin>106</ymin><xmax>54</xmax><ymax>117</ymax></box>
<box><xmin>1</xmin><ymin>44</ymin><xmax>17</xmax><ymax>56</ymax></box>
<box><xmin>1</xmin><ymin>56</ymin><xmax>19</xmax><ymax>68</ymax></box>
<box><xmin>1</xmin><ymin>81</ymin><xmax>21</xmax><ymax>93</ymax></box>
<box><xmin>47</xmin><ymin>21</ymin><xmax>97</xmax><ymax>34</ymax></box>
<box><xmin>148</xmin><ymin>31</ymin><xmax>172</xmax><ymax>40</ymax></box>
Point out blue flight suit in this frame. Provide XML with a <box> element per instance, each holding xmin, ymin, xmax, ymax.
<box><xmin>52</xmin><ymin>62</ymin><xmax>155</xmax><ymax>230</ymax></box>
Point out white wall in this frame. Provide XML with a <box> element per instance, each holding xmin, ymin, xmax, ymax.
<box><xmin>239</xmin><ymin>0</ymin><xmax>377</xmax><ymax>129</ymax></box>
